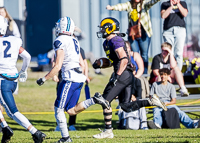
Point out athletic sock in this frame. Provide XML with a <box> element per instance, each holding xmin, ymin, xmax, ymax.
<box><xmin>82</xmin><ymin>98</ymin><xmax>95</xmax><ymax>109</ymax></box>
<box><xmin>29</xmin><ymin>126</ymin><xmax>37</xmax><ymax>134</ymax></box>
<box><xmin>59</xmin><ymin>121</ymin><xmax>69</xmax><ymax>138</ymax></box>
<box><xmin>13</xmin><ymin>112</ymin><xmax>31</xmax><ymax>129</ymax></box>
<box><xmin>0</xmin><ymin>121</ymin><xmax>8</xmax><ymax>128</ymax></box>
<box><xmin>181</xmin><ymin>86</ymin><xmax>187</xmax><ymax>92</ymax></box>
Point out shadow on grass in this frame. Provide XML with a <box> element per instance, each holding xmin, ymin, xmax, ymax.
<box><xmin>5</xmin><ymin>118</ymin><xmax>119</xmax><ymax>132</ymax></box>
<box><xmin>75</xmin><ymin>118</ymin><xmax>119</xmax><ymax>130</ymax></box>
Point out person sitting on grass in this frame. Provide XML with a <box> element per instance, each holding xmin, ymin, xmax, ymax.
<box><xmin>150</xmin><ymin>68</ymin><xmax>200</xmax><ymax>129</ymax></box>
<box><xmin>117</xmin><ymin>41</ymin><xmax>149</xmax><ymax>130</ymax></box>
<box><xmin>149</xmin><ymin>42</ymin><xmax>189</xmax><ymax>97</ymax></box>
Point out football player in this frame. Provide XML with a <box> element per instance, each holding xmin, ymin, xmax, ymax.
<box><xmin>92</xmin><ymin>17</ymin><xmax>168</xmax><ymax>138</ymax></box>
<box><xmin>37</xmin><ymin>16</ymin><xmax>109</xmax><ymax>143</ymax></box>
<box><xmin>0</xmin><ymin>15</ymin><xmax>46</xmax><ymax>143</ymax></box>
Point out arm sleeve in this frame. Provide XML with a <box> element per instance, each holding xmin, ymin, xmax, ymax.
<box><xmin>113</xmin><ymin>1</ymin><xmax>129</xmax><ymax>11</ymax></box>
<box><xmin>112</xmin><ymin>36</ymin><xmax>125</xmax><ymax>50</ymax></box>
<box><xmin>145</xmin><ymin>0</ymin><xmax>161</xmax><ymax>10</ymax></box>
<box><xmin>161</xmin><ymin>2</ymin><xmax>168</xmax><ymax>11</ymax></box>
<box><xmin>19</xmin><ymin>49</ymin><xmax>31</xmax><ymax>71</ymax></box>
<box><xmin>170</xmin><ymin>85</ymin><xmax>177</xmax><ymax>99</ymax></box>
<box><xmin>181</xmin><ymin>1</ymin><xmax>188</xmax><ymax>10</ymax></box>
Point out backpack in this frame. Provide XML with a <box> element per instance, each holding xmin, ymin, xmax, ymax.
<box><xmin>162</xmin><ymin>107</ymin><xmax>180</xmax><ymax>129</ymax></box>
<box><xmin>118</xmin><ymin>110</ymin><xmax>140</xmax><ymax>130</ymax></box>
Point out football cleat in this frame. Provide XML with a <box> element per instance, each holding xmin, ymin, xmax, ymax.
<box><xmin>56</xmin><ymin>137</ymin><xmax>72</xmax><ymax>143</ymax></box>
<box><xmin>93</xmin><ymin>128</ymin><xmax>114</xmax><ymax>139</ymax></box>
<box><xmin>32</xmin><ymin>130</ymin><xmax>46</xmax><ymax>143</ymax></box>
<box><xmin>93</xmin><ymin>92</ymin><xmax>110</xmax><ymax>110</ymax></box>
<box><xmin>1</xmin><ymin>126</ymin><xmax>13</xmax><ymax>143</ymax></box>
<box><xmin>149</xmin><ymin>94</ymin><xmax>167</xmax><ymax>111</ymax></box>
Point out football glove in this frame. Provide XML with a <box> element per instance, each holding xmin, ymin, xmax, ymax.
<box><xmin>110</xmin><ymin>73</ymin><xmax>120</xmax><ymax>86</ymax></box>
<box><xmin>18</xmin><ymin>70</ymin><xmax>27</xmax><ymax>82</ymax></box>
<box><xmin>36</xmin><ymin>77</ymin><xmax>46</xmax><ymax>86</ymax></box>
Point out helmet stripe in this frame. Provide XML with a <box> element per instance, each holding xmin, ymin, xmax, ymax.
<box><xmin>66</xmin><ymin>17</ymin><xmax>71</xmax><ymax>32</ymax></box>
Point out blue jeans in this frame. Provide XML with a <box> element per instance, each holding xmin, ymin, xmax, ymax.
<box><xmin>128</xmin><ymin>27</ymin><xmax>151</xmax><ymax>74</ymax></box>
<box><xmin>163</xmin><ymin>26</ymin><xmax>186</xmax><ymax>70</ymax></box>
<box><xmin>153</xmin><ymin>105</ymin><xmax>194</xmax><ymax>128</ymax></box>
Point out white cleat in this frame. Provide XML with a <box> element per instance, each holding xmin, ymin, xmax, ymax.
<box><xmin>93</xmin><ymin>128</ymin><xmax>114</xmax><ymax>139</ymax></box>
<box><xmin>150</xmin><ymin>94</ymin><xmax>167</xmax><ymax>111</ymax></box>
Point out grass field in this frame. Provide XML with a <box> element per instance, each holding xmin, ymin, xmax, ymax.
<box><xmin>1</xmin><ymin>62</ymin><xmax>200</xmax><ymax>143</ymax></box>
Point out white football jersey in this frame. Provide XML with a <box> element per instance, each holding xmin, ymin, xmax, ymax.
<box><xmin>53</xmin><ymin>35</ymin><xmax>86</xmax><ymax>82</ymax></box>
<box><xmin>0</xmin><ymin>36</ymin><xmax>22</xmax><ymax>74</ymax></box>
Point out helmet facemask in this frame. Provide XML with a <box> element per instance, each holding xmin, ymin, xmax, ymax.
<box><xmin>96</xmin><ymin>26</ymin><xmax>109</xmax><ymax>38</ymax></box>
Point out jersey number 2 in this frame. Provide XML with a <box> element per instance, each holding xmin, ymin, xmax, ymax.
<box><xmin>73</xmin><ymin>39</ymin><xmax>79</xmax><ymax>54</ymax></box>
<box><xmin>3</xmin><ymin>41</ymin><xmax>11</xmax><ymax>58</ymax></box>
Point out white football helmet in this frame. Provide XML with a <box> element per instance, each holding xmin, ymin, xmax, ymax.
<box><xmin>55</xmin><ymin>16</ymin><xmax>75</xmax><ymax>37</ymax></box>
<box><xmin>0</xmin><ymin>15</ymin><xmax>7</xmax><ymax>35</ymax></box>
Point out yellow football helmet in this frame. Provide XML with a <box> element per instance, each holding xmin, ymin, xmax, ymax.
<box><xmin>97</xmin><ymin>17</ymin><xmax>120</xmax><ymax>38</ymax></box>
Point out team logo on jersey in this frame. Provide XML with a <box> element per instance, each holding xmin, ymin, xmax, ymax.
<box><xmin>54</xmin><ymin>40</ymin><xmax>62</xmax><ymax>49</ymax></box>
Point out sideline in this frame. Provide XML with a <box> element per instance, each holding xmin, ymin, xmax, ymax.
<box><xmin>2</xmin><ymin>100</ymin><xmax>200</xmax><ymax>115</ymax></box>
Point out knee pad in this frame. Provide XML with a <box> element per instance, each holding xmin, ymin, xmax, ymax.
<box><xmin>54</xmin><ymin>107</ymin><xmax>66</xmax><ymax>123</ymax></box>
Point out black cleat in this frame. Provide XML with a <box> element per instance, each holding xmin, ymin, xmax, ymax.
<box><xmin>1</xmin><ymin>126</ymin><xmax>13</xmax><ymax>143</ymax></box>
<box><xmin>56</xmin><ymin>137</ymin><xmax>72</xmax><ymax>143</ymax></box>
<box><xmin>32</xmin><ymin>130</ymin><xmax>46</xmax><ymax>143</ymax></box>
<box><xmin>93</xmin><ymin>92</ymin><xmax>110</xmax><ymax>110</ymax></box>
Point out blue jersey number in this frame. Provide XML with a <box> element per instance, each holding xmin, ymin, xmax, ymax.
<box><xmin>3</xmin><ymin>41</ymin><xmax>11</xmax><ymax>58</ymax></box>
<box><xmin>73</xmin><ymin>39</ymin><xmax>79</xmax><ymax>54</ymax></box>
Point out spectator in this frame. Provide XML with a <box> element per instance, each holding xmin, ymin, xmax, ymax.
<box><xmin>92</xmin><ymin>17</ymin><xmax>167</xmax><ymax>139</ymax></box>
<box><xmin>0</xmin><ymin>15</ymin><xmax>46</xmax><ymax>143</ymax></box>
<box><xmin>150</xmin><ymin>68</ymin><xmax>200</xmax><ymax>129</ymax></box>
<box><xmin>106</xmin><ymin>0</ymin><xmax>161</xmax><ymax>74</ymax></box>
<box><xmin>0</xmin><ymin>7</ymin><xmax>20</xmax><ymax>38</ymax></box>
<box><xmin>161</xmin><ymin>0</ymin><xmax>188</xmax><ymax>70</ymax></box>
<box><xmin>126</xmin><ymin>41</ymin><xmax>144</xmax><ymax>78</ymax></box>
<box><xmin>149</xmin><ymin>42</ymin><xmax>189</xmax><ymax>97</ymax></box>
<box><xmin>117</xmin><ymin>41</ymin><xmax>148</xmax><ymax>130</ymax></box>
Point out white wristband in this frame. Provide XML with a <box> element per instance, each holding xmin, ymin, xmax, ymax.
<box><xmin>42</xmin><ymin>77</ymin><xmax>46</xmax><ymax>82</ymax></box>
<box><xmin>100</xmin><ymin>59</ymin><xmax>103</xmax><ymax>68</ymax></box>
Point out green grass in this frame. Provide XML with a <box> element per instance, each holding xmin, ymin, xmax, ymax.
<box><xmin>1</xmin><ymin>63</ymin><xmax>200</xmax><ymax>142</ymax></box>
